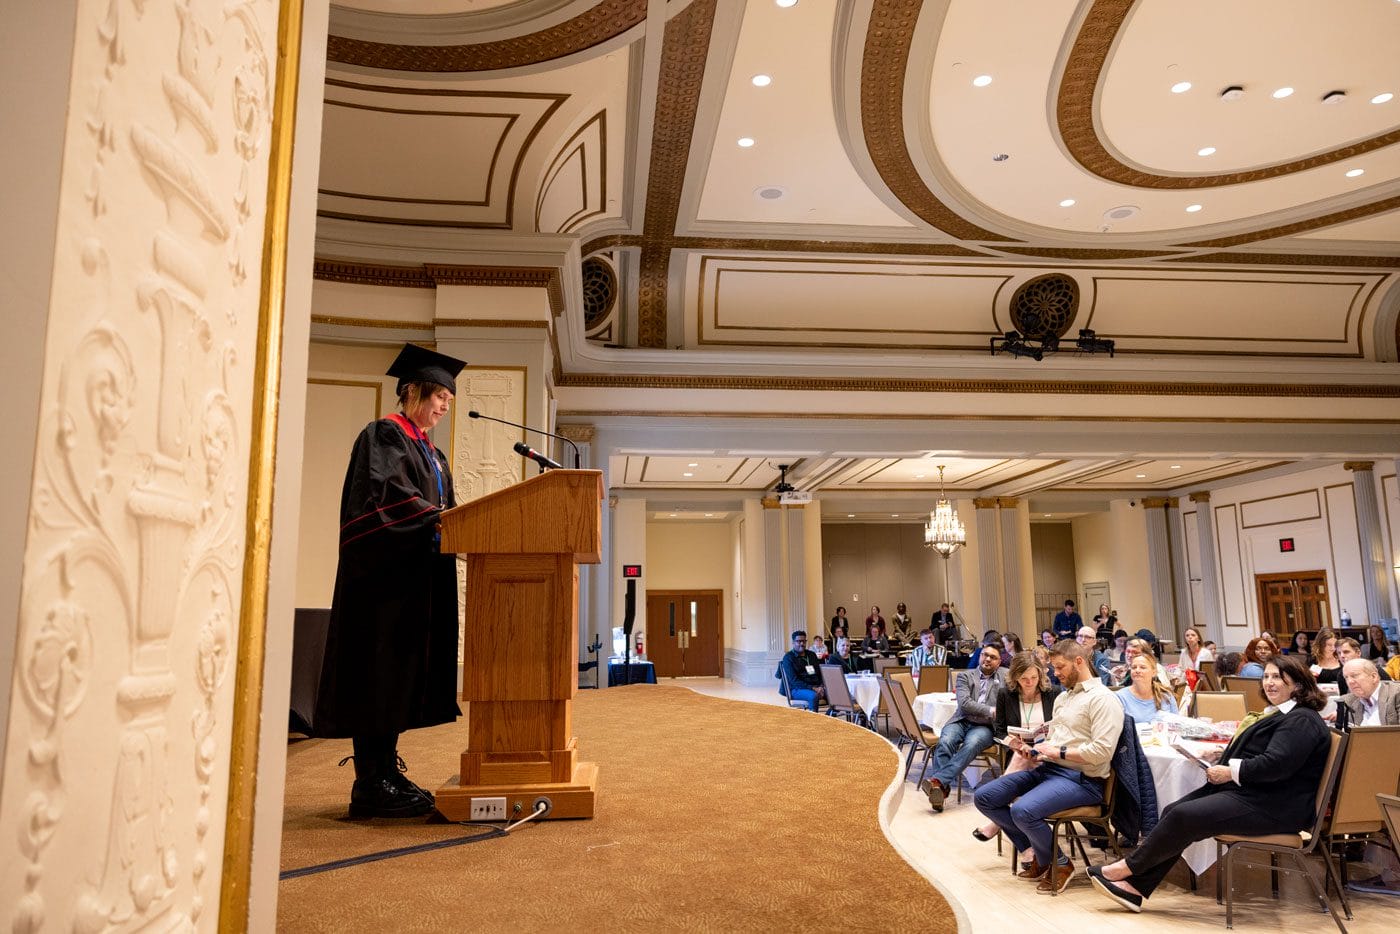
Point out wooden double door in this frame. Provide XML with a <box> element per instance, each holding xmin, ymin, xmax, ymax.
<box><xmin>1256</xmin><ymin>570</ymin><xmax>1331</xmax><ymax>635</ymax></box>
<box><xmin>645</xmin><ymin>590</ymin><xmax>723</xmax><ymax>678</ymax></box>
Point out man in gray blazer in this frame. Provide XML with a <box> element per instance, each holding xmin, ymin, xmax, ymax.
<box><xmin>1340</xmin><ymin>659</ymin><xmax>1400</xmax><ymax>727</ymax></box>
<box><xmin>920</xmin><ymin>643</ymin><xmax>1007</xmax><ymax>811</ymax></box>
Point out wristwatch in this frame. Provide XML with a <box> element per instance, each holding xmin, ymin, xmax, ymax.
<box><xmin>1059</xmin><ymin>745</ymin><xmax>1068</xmax><ymax>761</ymax></box>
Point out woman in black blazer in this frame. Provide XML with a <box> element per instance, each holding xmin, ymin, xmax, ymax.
<box><xmin>1088</xmin><ymin>654</ymin><xmax>1331</xmax><ymax>912</ymax></box>
<box><xmin>971</xmin><ymin>652</ymin><xmax>1062</xmax><ymax>851</ymax></box>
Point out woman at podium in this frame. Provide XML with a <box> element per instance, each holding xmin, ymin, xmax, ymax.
<box><xmin>310</xmin><ymin>343</ymin><xmax>467</xmax><ymax>819</ymax></box>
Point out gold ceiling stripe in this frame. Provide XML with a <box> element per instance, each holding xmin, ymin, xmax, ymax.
<box><xmin>558</xmin><ymin>409</ymin><xmax>1400</xmax><ymax>424</ymax></box>
<box><xmin>1058</xmin><ymin>0</ymin><xmax>1400</xmax><ymax>189</ymax></box>
<box><xmin>860</xmin><ymin>0</ymin><xmax>1013</xmax><ymax>241</ymax></box>
<box><xmin>636</xmin><ymin>0</ymin><xmax>718</xmax><ymax>348</ymax></box>
<box><xmin>554</xmin><ymin>371</ymin><xmax>1400</xmax><ymax>398</ymax></box>
<box><xmin>1171</xmin><ymin>252</ymin><xmax>1400</xmax><ymax>269</ymax></box>
<box><xmin>311</xmin><ymin>259</ymin><xmax>565</xmax><ymax>315</ymax></box>
<box><xmin>1186</xmin><ymin>195</ymin><xmax>1400</xmax><ymax>248</ymax></box>
<box><xmin>326</xmin><ymin>0</ymin><xmax>647</xmax><ymax>72</ymax></box>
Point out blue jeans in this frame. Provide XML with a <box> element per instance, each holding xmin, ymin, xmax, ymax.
<box><xmin>973</xmin><ymin>763</ymin><xmax>1106</xmax><ymax>867</ymax></box>
<box><xmin>789</xmin><ymin>687</ymin><xmax>819</xmax><ymax>712</ymax></box>
<box><xmin>929</xmin><ymin>720</ymin><xmax>994</xmax><ymax>788</ymax></box>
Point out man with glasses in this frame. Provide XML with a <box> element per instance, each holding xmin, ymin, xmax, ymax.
<box><xmin>777</xmin><ymin>630</ymin><xmax>825</xmax><ymax>711</ymax></box>
<box><xmin>1076</xmin><ymin>626</ymin><xmax>1114</xmax><ymax>684</ymax></box>
<box><xmin>920</xmin><ymin>644</ymin><xmax>1006</xmax><ymax>811</ymax></box>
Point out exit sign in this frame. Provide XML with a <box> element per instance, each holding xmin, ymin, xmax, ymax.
<box><xmin>623</xmin><ymin>564</ymin><xmax>642</xmax><ymax>578</ymax></box>
<box><xmin>1279</xmin><ymin>538</ymin><xmax>1295</xmax><ymax>553</ymax></box>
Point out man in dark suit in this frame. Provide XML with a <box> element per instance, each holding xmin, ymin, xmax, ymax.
<box><xmin>919</xmin><ymin>644</ymin><xmax>1006</xmax><ymax>811</ymax></box>
<box><xmin>930</xmin><ymin>603</ymin><xmax>957</xmax><ymax>645</ymax></box>
<box><xmin>777</xmin><ymin>630</ymin><xmax>825</xmax><ymax>711</ymax></box>
<box><xmin>1088</xmin><ymin>655</ymin><xmax>1331</xmax><ymax>913</ymax></box>
<box><xmin>1339</xmin><ymin>658</ymin><xmax>1400</xmax><ymax>727</ymax></box>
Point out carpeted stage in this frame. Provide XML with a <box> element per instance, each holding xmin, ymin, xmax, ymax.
<box><xmin>279</xmin><ymin>685</ymin><xmax>957</xmax><ymax>932</ymax></box>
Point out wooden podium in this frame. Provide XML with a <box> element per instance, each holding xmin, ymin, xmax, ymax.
<box><xmin>434</xmin><ymin>468</ymin><xmax>603</xmax><ymax>820</ymax></box>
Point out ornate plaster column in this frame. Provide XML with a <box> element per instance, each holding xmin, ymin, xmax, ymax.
<box><xmin>997</xmin><ymin>498</ymin><xmax>1030</xmax><ymax>638</ymax></box>
<box><xmin>1142</xmin><ymin>498</ymin><xmax>1179</xmax><ymax>639</ymax></box>
<box><xmin>1344</xmin><ymin>462</ymin><xmax>1393</xmax><ymax>626</ymax></box>
<box><xmin>1190</xmin><ymin>492</ymin><xmax>1225</xmax><ymax>643</ymax></box>
<box><xmin>1165</xmin><ymin>498</ymin><xmax>1192</xmax><ymax>636</ymax></box>
<box><xmin>974</xmin><ymin>498</ymin><xmax>1003</xmax><ymax>632</ymax></box>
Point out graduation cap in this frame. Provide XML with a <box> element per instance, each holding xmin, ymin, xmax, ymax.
<box><xmin>386</xmin><ymin>343</ymin><xmax>467</xmax><ymax>395</ymax></box>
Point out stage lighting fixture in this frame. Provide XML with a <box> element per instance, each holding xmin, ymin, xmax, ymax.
<box><xmin>990</xmin><ymin>330</ymin><xmax>1044</xmax><ymax>361</ymax></box>
<box><xmin>1075</xmin><ymin>328</ymin><xmax>1115</xmax><ymax>356</ymax></box>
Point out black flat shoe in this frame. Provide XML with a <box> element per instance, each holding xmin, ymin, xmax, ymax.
<box><xmin>1087</xmin><ymin>866</ymin><xmax>1143</xmax><ymax>913</ymax></box>
<box><xmin>972</xmin><ymin>829</ymin><xmax>995</xmax><ymax>842</ymax></box>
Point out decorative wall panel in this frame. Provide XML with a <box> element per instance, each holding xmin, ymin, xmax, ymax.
<box><xmin>0</xmin><ymin>0</ymin><xmax>279</xmax><ymax>928</ymax></box>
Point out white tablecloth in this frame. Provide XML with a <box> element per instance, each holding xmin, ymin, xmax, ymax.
<box><xmin>1142</xmin><ymin>740</ymin><xmax>1215</xmax><ymax>875</ymax></box>
<box><xmin>845</xmin><ymin>673</ymin><xmax>882</xmax><ymax>716</ymax></box>
<box><xmin>912</xmin><ymin>692</ymin><xmax>959</xmax><ymax>733</ymax></box>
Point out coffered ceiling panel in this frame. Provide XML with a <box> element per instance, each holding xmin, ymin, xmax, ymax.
<box><xmin>824</xmin><ymin>457</ymin><xmax>1059</xmax><ymax>490</ymax></box>
<box><xmin>613</xmin><ymin>455</ymin><xmax>779</xmax><ymax>488</ymax></box>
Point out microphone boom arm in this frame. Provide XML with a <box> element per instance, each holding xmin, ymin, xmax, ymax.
<box><xmin>468</xmin><ymin>410</ymin><xmax>582</xmax><ymax>468</ymax></box>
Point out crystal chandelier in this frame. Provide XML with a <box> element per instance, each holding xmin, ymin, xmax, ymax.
<box><xmin>923</xmin><ymin>465</ymin><xmax>967</xmax><ymax>558</ymax></box>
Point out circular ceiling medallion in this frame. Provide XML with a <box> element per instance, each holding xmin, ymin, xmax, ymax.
<box><xmin>580</xmin><ymin>257</ymin><xmax>617</xmax><ymax>329</ymax></box>
<box><xmin>1009</xmin><ymin>273</ymin><xmax>1080</xmax><ymax>339</ymax></box>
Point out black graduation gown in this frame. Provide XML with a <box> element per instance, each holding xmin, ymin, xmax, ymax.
<box><xmin>309</xmin><ymin>414</ymin><xmax>462</xmax><ymax>738</ymax></box>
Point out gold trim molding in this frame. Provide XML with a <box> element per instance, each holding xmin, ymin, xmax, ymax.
<box><xmin>1141</xmin><ymin>496</ymin><xmax>1170</xmax><ymax>508</ymax></box>
<box><xmin>312</xmin><ymin>259</ymin><xmax>565</xmax><ymax>316</ymax></box>
<box><xmin>557</xmin><ymin>423</ymin><xmax>596</xmax><ymax>442</ymax></box>
<box><xmin>1188</xmin><ymin>491</ymin><xmax>1211</xmax><ymax>503</ymax></box>
<box><xmin>1343</xmin><ymin>461</ymin><xmax>1375</xmax><ymax>472</ymax></box>
<box><xmin>996</xmin><ymin>496</ymin><xmax>1019</xmax><ymax>508</ymax></box>
<box><xmin>973</xmin><ymin>497</ymin><xmax>999</xmax><ymax>508</ymax></box>
<box><xmin>326</xmin><ymin>0</ymin><xmax>647</xmax><ymax>72</ymax></box>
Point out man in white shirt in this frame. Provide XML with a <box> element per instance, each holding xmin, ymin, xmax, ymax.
<box><xmin>1339</xmin><ymin>658</ymin><xmax>1400</xmax><ymax>727</ymax></box>
<box><xmin>973</xmin><ymin>639</ymin><xmax>1124</xmax><ymax>894</ymax></box>
<box><xmin>909</xmin><ymin>628</ymin><xmax>947</xmax><ymax>669</ymax></box>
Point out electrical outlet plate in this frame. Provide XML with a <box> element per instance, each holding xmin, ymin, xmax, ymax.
<box><xmin>469</xmin><ymin>796</ymin><xmax>507</xmax><ymax>821</ymax></box>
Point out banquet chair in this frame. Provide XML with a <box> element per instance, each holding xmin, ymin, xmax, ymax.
<box><xmin>1198</xmin><ymin>659</ymin><xmax>1218</xmax><ymax>692</ymax></box>
<box><xmin>1010</xmin><ymin>769</ymin><xmax>1120</xmax><ymax>893</ymax></box>
<box><xmin>918</xmin><ymin>664</ymin><xmax>950</xmax><ymax>693</ymax></box>
<box><xmin>777</xmin><ymin>665</ymin><xmax>825</xmax><ymax>712</ymax></box>
<box><xmin>1215</xmin><ymin>730</ymin><xmax>1349</xmax><ymax>932</ymax></box>
<box><xmin>872</xmin><ymin>656</ymin><xmax>901</xmax><ymax>676</ymax></box>
<box><xmin>1221</xmin><ymin>676</ymin><xmax>1268</xmax><ymax>713</ymax></box>
<box><xmin>878</xmin><ymin>676</ymin><xmax>937</xmax><ymax>782</ymax></box>
<box><xmin>819</xmin><ymin>664</ymin><xmax>870</xmax><ymax>728</ymax></box>
<box><xmin>1321</xmin><ymin>725</ymin><xmax>1400</xmax><ymax>911</ymax></box>
<box><xmin>889</xmin><ymin>670</ymin><xmax>917</xmax><ymax>706</ymax></box>
<box><xmin>1194</xmin><ymin>692</ymin><xmax>1247</xmax><ymax>722</ymax></box>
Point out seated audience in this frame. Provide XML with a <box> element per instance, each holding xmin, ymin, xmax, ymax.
<box><xmin>1088</xmin><ymin>656</ymin><xmax>1331</xmax><ymax>913</ymax></box>
<box><xmin>1388</xmin><ymin>655</ymin><xmax>1400</xmax><ymax>683</ymax></box>
<box><xmin>973</xmin><ymin>639</ymin><xmax>1124</xmax><ymax>894</ymax></box>
<box><xmin>1285</xmin><ymin>630</ymin><xmax>1311</xmax><ymax>658</ymax></box>
<box><xmin>1001</xmin><ymin>632</ymin><xmax>1023</xmax><ymax>663</ymax></box>
<box><xmin>920</xmin><ymin>645</ymin><xmax>1006</xmax><ymax>812</ymax></box>
<box><xmin>909</xmin><ymin>628</ymin><xmax>947</xmax><ymax>669</ymax></box>
<box><xmin>776</xmin><ymin>630</ymin><xmax>825</xmax><ymax>711</ymax></box>
<box><xmin>830</xmin><ymin>605</ymin><xmax>849</xmax><ymax>633</ymax></box>
<box><xmin>1203</xmin><ymin>640</ymin><xmax>1217</xmax><ymax>654</ymax></box>
<box><xmin>971</xmin><ymin>652</ymin><xmax>1061</xmax><ymax>858</ymax></box>
<box><xmin>967</xmin><ymin>630</ymin><xmax>1002</xmax><ymax>669</ymax></box>
<box><xmin>930</xmin><ymin>603</ymin><xmax>957</xmax><ymax>645</ymax></box>
<box><xmin>1310</xmin><ymin>627</ymin><xmax>1343</xmax><ymax>685</ymax></box>
<box><xmin>1107</xmin><ymin>639</ymin><xmax>1171</xmax><ymax>688</ymax></box>
<box><xmin>1238</xmin><ymin>636</ymin><xmax>1277</xmax><ymax>678</ymax></box>
<box><xmin>1075</xmin><ymin>626</ymin><xmax>1111</xmax><ymax>684</ymax></box>
<box><xmin>890</xmin><ymin>602</ymin><xmax>914</xmax><ymax>643</ymax></box>
<box><xmin>1117</xmin><ymin>653</ymin><xmax>1178</xmax><ymax>724</ymax></box>
<box><xmin>1362</xmin><ymin>624</ymin><xmax>1393</xmax><ymax>663</ymax></box>
<box><xmin>1215</xmin><ymin>651</ymin><xmax>1243</xmax><ymax>678</ymax></box>
<box><xmin>1032</xmin><ymin>644</ymin><xmax>1060</xmax><ymax>687</ymax></box>
<box><xmin>828</xmin><ymin>637</ymin><xmax>858</xmax><ymax>675</ymax></box>
<box><xmin>863</xmin><ymin>606</ymin><xmax>886</xmax><ymax>644</ymax></box>
<box><xmin>1040</xmin><ymin>629</ymin><xmax>1056</xmax><ymax>649</ymax></box>
<box><xmin>1104</xmin><ymin>630</ymin><xmax>1130</xmax><ymax>664</ymax></box>
<box><xmin>810</xmin><ymin>634</ymin><xmax>829</xmax><ymax>662</ymax></box>
<box><xmin>1338</xmin><ymin>658</ymin><xmax>1400</xmax><ymax>728</ymax></box>
<box><xmin>1052</xmin><ymin>600</ymin><xmax>1082</xmax><ymax>640</ymax></box>
<box><xmin>1336</xmin><ymin>636</ymin><xmax>1392</xmax><ymax>680</ymax></box>
<box><xmin>1179</xmin><ymin>626</ymin><xmax>1213</xmax><ymax>672</ymax></box>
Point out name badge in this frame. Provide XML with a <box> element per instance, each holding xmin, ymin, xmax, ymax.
<box><xmin>805</xmin><ymin>665</ymin><xmax>816</xmax><ymax>675</ymax></box>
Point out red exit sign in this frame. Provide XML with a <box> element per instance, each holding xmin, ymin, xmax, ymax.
<box><xmin>1279</xmin><ymin>538</ymin><xmax>1295</xmax><ymax>553</ymax></box>
<box><xmin>623</xmin><ymin>564</ymin><xmax>642</xmax><ymax>578</ymax></box>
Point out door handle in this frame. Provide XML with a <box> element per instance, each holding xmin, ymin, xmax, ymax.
<box><xmin>668</xmin><ymin>602</ymin><xmax>676</xmax><ymax>638</ymax></box>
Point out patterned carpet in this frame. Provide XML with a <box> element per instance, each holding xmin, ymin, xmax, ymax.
<box><xmin>278</xmin><ymin>685</ymin><xmax>957</xmax><ymax>932</ymax></box>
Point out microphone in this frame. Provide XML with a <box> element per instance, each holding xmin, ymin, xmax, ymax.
<box><xmin>468</xmin><ymin>410</ymin><xmax>581</xmax><ymax>469</ymax></box>
<box><xmin>513</xmin><ymin>441</ymin><xmax>562</xmax><ymax>470</ymax></box>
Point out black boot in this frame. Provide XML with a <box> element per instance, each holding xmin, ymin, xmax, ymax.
<box><xmin>346</xmin><ymin>736</ymin><xmax>432</xmax><ymax>819</ymax></box>
<box><xmin>384</xmin><ymin>751</ymin><xmax>435</xmax><ymax>806</ymax></box>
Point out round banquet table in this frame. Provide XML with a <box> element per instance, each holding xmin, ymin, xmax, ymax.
<box><xmin>845</xmin><ymin>672</ymin><xmax>882</xmax><ymax>717</ymax></box>
<box><xmin>1140</xmin><ymin>738</ymin><xmax>1215</xmax><ymax>875</ymax></box>
<box><xmin>912</xmin><ymin>692</ymin><xmax>959</xmax><ymax>734</ymax></box>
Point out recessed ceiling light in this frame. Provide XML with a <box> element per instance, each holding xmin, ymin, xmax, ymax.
<box><xmin>847</xmin><ymin>514</ymin><xmax>855</xmax><ymax>518</ymax></box>
<box><xmin>669</xmin><ymin>513</ymin><xmax>677</xmax><ymax>517</ymax></box>
<box><xmin>1185</xmin><ymin>204</ymin><xmax>1203</xmax><ymax>213</ymax></box>
<box><xmin>687</xmin><ymin>462</ymin><xmax>699</xmax><ymax>467</ymax></box>
<box><xmin>1059</xmin><ymin>198</ymin><xmax>1076</xmax><ymax>207</ymax></box>
<box><xmin>1170</xmin><ymin>81</ymin><xmax>1192</xmax><ymax>94</ymax></box>
<box><xmin>1135</xmin><ymin>474</ymin><xmax>1147</xmax><ymax>478</ymax></box>
<box><xmin>890</xmin><ymin>514</ymin><xmax>900</xmax><ymax>518</ymax></box>
<box><xmin>775</xmin><ymin>0</ymin><xmax>798</xmax><ymax>7</ymax></box>
<box><xmin>1044</xmin><ymin>514</ymin><xmax>1052</xmax><ymax>518</ymax></box>
<box><xmin>1170</xmin><ymin>464</ymin><xmax>1182</xmax><ymax>469</ymax></box>
<box><xmin>754</xmin><ymin>185</ymin><xmax>786</xmax><ymax>200</ymax></box>
<box><xmin>682</xmin><ymin>472</ymin><xmax>694</xmax><ymax>477</ymax></box>
<box><xmin>704</xmin><ymin>513</ymin><xmax>714</xmax><ymax>517</ymax></box>
<box><xmin>1372</xmin><ymin>92</ymin><xmax>1394</xmax><ymax>104</ymax></box>
<box><xmin>1197</xmin><ymin>146</ymin><xmax>1216</xmax><ymax>156</ymax></box>
<box><xmin>1272</xmin><ymin>87</ymin><xmax>1294</xmax><ymax>99</ymax></box>
<box><xmin>914</xmin><ymin>473</ymin><xmax>925</xmax><ymax>478</ymax></box>
<box><xmin>751</xmin><ymin>74</ymin><xmax>772</xmax><ymax>87</ymax></box>
<box><xmin>972</xmin><ymin>74</ymin><xmax>993</xmax><ymax>87</ymax></box>
<box><xmin>1346</xmin><ymin>168</ymin><xmax>1365</xmax><ymax>178</ymax></box>
<box><xmin>737</xmin><ymin>137</ymin><xmax>755</xmax><ymax>148</ymax></box>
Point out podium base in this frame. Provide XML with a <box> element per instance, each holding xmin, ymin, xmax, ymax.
<box><xmin>434</xmin><ymin>761</ymin><xmax>598</xmax><ymax>821</ymax></box>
